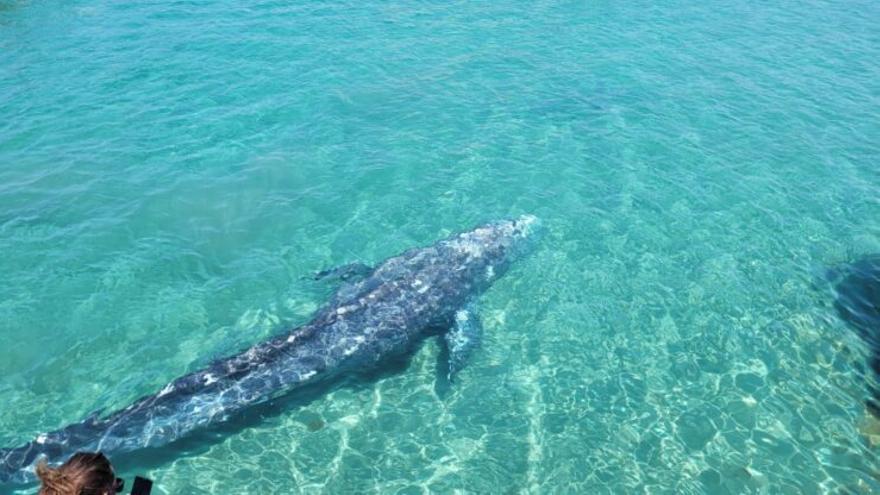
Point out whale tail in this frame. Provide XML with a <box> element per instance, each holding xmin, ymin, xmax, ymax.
<box><xmin>0</xmin><ymin>410</ymin><xmax>111</xmax><ymax>486</ymax></box>
<box><xmin>0</xmin><ymin>441</ymin><xmax>47</xmax><ymax>485</ymax></box>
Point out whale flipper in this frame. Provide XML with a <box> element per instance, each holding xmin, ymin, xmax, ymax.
<box><xmin>443</xmin><ymin>306</ymin><xmax>483</xmax><ymax>382</ymax></box>
<box><xmin>312</xmin><ymin>262</ymin><xmax>373</xmax><ymax>282</ymax></box>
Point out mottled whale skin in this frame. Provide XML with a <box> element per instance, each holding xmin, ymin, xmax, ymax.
<box><xmin>0</xmin><ymin>216</ymin><xmax>539</xmax><ymax>484</ymax></box>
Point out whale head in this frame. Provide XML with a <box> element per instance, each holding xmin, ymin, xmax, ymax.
<box><xmin>443</xmin><ymin>215</ymin><xmax>541</xmax><ymax>280</ymax></box>
<box><xmin>487</xmin><ymin>214</ymin><xmax>542</xmax><ymax>256</ymax></box>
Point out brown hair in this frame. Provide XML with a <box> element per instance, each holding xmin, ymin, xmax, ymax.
<box><xmin>35</xmin><ymin>452</ymin><xmax>117</xmax><ymax>495</ymax></box>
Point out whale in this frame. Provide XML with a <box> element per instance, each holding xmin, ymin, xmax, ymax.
<box><xmin>0</xmin><ymin>215</ymin><xmax>540</xmax><ymax>485</ymax></box>
<box><xmin>830</xmin><ymin>254</ymin><xmax>880</xmax><ymax>416</ymax></box>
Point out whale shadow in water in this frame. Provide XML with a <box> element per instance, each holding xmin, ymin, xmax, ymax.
<box><xmin>830</xmin><ymin>254</ymin><xmax>880</xmax><ymax>416</ymax></box>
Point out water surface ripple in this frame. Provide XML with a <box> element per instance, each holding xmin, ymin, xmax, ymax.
<box><xmin>2</xmin><ymin>0</ymin><xmax>880</xmax><ymax>493</ymax></box>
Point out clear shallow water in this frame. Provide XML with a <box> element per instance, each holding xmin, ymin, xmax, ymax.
<box><xmin>1</xmin><ymin>0</ymin><xmax>880</xmax><ymax>492</ymax></box>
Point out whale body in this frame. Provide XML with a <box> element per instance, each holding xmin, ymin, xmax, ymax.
<box><xmin>0</xmin><ymin>216</ymin><xmax>540</xmax><ymax>484</ymax></box>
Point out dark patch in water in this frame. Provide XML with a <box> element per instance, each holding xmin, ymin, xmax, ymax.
<box><xmin>297</xmin><ymin>411</ymin><xmax>326</xmax><ymax>432</ymax></box>
<box><xmin>831</xmin><ymin>255</ymin><xmax>880</xmax><ymax>416</ymax></box>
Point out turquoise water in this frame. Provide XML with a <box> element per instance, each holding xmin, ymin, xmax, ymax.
<box><xmin>2</xmin><ymin>0</ymin><xmax>880</xmax><ymax>492</ymax></box>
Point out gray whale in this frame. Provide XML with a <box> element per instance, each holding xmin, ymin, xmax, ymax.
<box><xmin>0</xmin><ymin>215</ymin><xmax>540</xmax><ymax>484</ymax></box>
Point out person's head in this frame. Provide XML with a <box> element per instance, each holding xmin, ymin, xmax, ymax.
<box><xmin>35</xmin><ymin>452</ymin><xmax>121</xmax><ymax>495</ymax></box>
